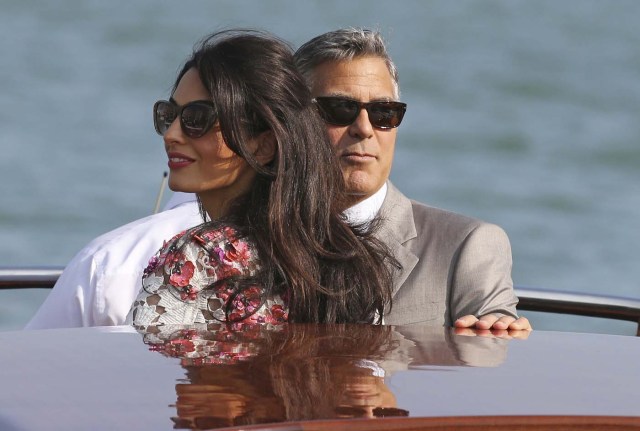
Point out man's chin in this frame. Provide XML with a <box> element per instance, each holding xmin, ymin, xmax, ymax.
<box><xmin>345</xmin><ymin>189</ymin><xmax>375</xmax><ymax>206</ymax></box>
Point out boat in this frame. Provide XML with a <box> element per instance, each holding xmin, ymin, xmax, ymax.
<box><xmin>0</xmin><ymin>267</ymin><xmax>639</xmax><ymax>430</ymax></box>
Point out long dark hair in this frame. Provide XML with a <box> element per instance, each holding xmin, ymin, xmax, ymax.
<box><xmin>172</xmin><ymin>29</ymin><xmax>395</xmax><ymax>323</ymax></box>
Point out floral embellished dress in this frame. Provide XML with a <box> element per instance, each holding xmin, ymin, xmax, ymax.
<box><xmin>126</xmin><ymin>223</ymin><xmax>289</xmax><ymax>327</ymax></box>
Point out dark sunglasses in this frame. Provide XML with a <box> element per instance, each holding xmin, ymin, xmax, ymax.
<box><xmin>153</xmin><ymin>99</ymin><xmax>217</xmax><ymax>139</ymax></box>
<box><xmin>314</xmin><ymin>96</ymin><xmax>407</xmax><ymax>129</ymax></box>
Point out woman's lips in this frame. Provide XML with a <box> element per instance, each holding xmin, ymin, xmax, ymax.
<box><xmin>167</xmin><ymin>152</ymin><xmax>195</xmax><ymax>169</ymax></box>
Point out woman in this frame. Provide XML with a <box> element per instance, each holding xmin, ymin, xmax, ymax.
<box><xmin>127</xmin><ymin>30</ymin><xmax>395</xmax><ymax>326</ymax></box>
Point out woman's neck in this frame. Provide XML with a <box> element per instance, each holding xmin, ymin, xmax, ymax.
<box><xmin>197</xmin><ymin>187</ymin><xmax>251</xmax><ymax>221</ymax></box>
<box><xmin>198</xmin><ymin>194</ymin><xmax>229</xmax><ymax>221</ymax></box>
<box><xmin>195</xmin><ymin>169</ymin><xmax>258</xmax><ymax>221</ymax></box>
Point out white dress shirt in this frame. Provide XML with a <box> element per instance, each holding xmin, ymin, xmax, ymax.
<box><xmin>25</xmin><ymin>196</ymin><xmax>201</xmax><ymax>329</ymax></box>
<box><xmin>343</xmin><ymin>183</ymin><xmax>387</xmax><ymax>225</ymax></box>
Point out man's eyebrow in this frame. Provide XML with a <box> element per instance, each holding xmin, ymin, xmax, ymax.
<box><xmin>317</xmin><ymin>92</ymin><xmax>397</xmax><ymax>102</ymax></box>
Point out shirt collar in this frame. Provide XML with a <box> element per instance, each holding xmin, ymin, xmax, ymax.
<box><xmin>343</xmin><ymin>183</ymin><xmax>388</xmax><ymax>225</ymax></box>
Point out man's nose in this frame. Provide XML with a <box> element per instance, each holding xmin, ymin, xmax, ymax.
<box><xmin>348</xmin><ymin>108</ymin><xmax>374</xmax><ymax>139</ymax></box>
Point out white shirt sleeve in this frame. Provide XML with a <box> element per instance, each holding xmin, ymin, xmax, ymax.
<box><xmin>24</xmin><ymin>201</ymin><xmax>203</xmax><ymax>329</ymax></box>
<box><xmin>162</xmin><ymin>192</ymin><xmax>197</xmax><ymax>211</ymax></box>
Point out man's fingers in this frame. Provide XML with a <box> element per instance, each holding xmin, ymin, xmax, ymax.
<box><xmin>508</xmin><ymin>316</ymin><xmax>532</xmax><ymax>331</ymax></box>
<box><xmin>455</xmin><ymin>314</ymin><xmax>533</xmax><ymax>332</ymax></box>
<box><xmin>454</xmin><ymin>314</ymin><xmax>479</xmax><ymax>328</ymax></box>
<box><xmin>474</xmin><ymin>314</ymin><xmax>503</xmax><ymax>330</ymax></box>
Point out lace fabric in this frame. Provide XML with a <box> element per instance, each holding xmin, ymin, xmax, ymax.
<box><xmin>127</xmin><ymin>223</ymin><xmax>288</xmax><ymax>326</ymax></box>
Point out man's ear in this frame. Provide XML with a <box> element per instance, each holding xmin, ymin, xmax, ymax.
<box><xmin>253</xmin><ymin>130</ymin><xmax>277</xmax><ymax>166</ymax></box>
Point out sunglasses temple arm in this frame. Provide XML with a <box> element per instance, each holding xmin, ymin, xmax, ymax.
<box><xmin>152</xmin><ymin>171</ymin><xmax>168</xmax><ymax>214</ymax></box>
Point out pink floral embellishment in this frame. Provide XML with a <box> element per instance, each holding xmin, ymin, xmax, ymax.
<box><xmin>169</xmin><ymin>261</ymin><xmax>195</xmax><ymax>288</ymax></box>
<box><xmin>143</xmin><ymin>255</ymin><xmax>160</xmax><ymax>276</ymax></box>
<box><xmin>216</xmin><ymin>264</ymin><xmax>241</xmax><ymax>280</ymax></box>
<box><xmin>270</xmin><ymin>304</ymin><xmax>287</xmax><ymax>321</ymax></box>
<box><xmin>225</xmin><ymin>240</ymin><xmax>252</xmax><ymax>265</ymax></box>
<box><xmin>201</xmin><ymin>229</ymin><xmax>223</xmax><ymax>242</ymax></box>
<box><xmin>213</xmin><ymin>246</ymin><xmax>226</xmax><ymax>262</ymax></box>
<box><xmin>223</xmin><ymin>226</ymin><xmax>237</xmax><ymax>241</ymax></box>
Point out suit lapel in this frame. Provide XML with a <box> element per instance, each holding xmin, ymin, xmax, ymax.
<box><xmin>377</xmin><ymin>183</ymin><xmax>419</xmax><ymax>297</ymax></box>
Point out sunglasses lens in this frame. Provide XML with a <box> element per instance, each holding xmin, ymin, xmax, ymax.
<box><xmin>153</xmin><ymin>100</ymin><xmax>216</xmax><ymax>138</ymax></box>
<box><xmin>368</xmin><ymin>102</ymin><xmax>406</xmax><ymax>129</ymax></box>
<box><xmin>315</xmin><ymin>98</ymin><xmax>358</xmax><ymax>126</ymax></box>
<box><xmin>181</xmin><ymin>104</ymin><xmax>214</xmax><ymax>138</ymax></box>
<box><xmin>153</xmin><ymin>101</ymin><xmax>176</xmax><ymax>135</ymax></box>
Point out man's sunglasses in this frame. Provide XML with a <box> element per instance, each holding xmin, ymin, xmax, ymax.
<box><xmin>153</xmin><ymin>99</ymin><xmax>217</xmax><ymax>139</ymax></box>
<box><xmin>314</xmin><ymin>97</ymin><xmax>407</xmax><ymax>129</ymax></box>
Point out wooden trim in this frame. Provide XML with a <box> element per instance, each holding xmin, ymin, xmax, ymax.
<box><xmin>221</xmin><ymin>415</ymin><xmax>640</xmax><ymax>431</ymax></box>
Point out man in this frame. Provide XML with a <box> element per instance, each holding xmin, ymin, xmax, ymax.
<box><xmin>295</xmin><ymin>28</ymin><xmax>529</xmax><ymax>330</ymax></box>
<box><xmin>26</xmin><ymin>28</ymin><xmax>529</xmax><ymax>330</ymax></box>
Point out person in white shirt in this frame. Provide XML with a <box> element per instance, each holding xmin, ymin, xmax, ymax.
<box><xmin>25</xmin><ymin>195</ymin><xmax>201</xmax><ymax>328</ymax></box>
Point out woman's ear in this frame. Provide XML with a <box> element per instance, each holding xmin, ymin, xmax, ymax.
<box><xmin>252</xmin><ymin>130</ymin><xmax>277</xmax><ymax>166</ymax></box>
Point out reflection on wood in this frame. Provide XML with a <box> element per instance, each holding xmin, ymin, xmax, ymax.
<box><xmin>137</xmin><ymin>323</ymin><xmax>513</xmax><ymax>429</ymax></box>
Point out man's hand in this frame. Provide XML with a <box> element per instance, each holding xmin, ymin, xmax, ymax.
<box><xmin>454</xmin><ymin>314</ymin><xmax>532</xmax><ymax>331</ymax></box>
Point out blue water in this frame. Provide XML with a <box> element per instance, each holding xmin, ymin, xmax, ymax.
<box><xmin>1</xmin><ymin>0</ymin><xmax>639</xmax><ymax>333</ymax></box>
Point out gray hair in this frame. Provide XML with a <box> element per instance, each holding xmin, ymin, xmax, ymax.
<box><xmin>294</xmin><ymin>28</ymin><xmax>400</xmax><ymax>99</ymax></box>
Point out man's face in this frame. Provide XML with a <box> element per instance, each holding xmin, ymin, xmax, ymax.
<box><xmin>309</xmin><ymin>57</ymin><xmax>398</xmax><ymax>204</ymax></box>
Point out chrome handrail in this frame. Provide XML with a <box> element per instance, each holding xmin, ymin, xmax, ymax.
<box><xmin>0</xmin><ymin>267</ymin><xmax>63</xmax><ymax>288</ymax></box>
<box><xmin>1</xmin><ymin>266</ymin><xmax>639</xmax><ymax>335</ymax></box>
<box><xmin>516</xmin><ymin>286</ymin><xmax>640</xmax><ymax>336</ymax></box>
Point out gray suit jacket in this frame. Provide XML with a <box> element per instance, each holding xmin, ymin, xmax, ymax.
<box><xmin>378</xmin><ymin>182</ymin><xmax>518</xmax><ymax>326</ymax></box>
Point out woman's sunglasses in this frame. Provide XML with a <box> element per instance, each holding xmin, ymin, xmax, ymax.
<box><xmin>153</xmin><ymin>99</ymin><xmax>217</xmax><ymax>139</ymax></box>
<box><xmin>314</xmin><ymin>97</ymin><xmax>407</xmax><ymax>129</ymax></box>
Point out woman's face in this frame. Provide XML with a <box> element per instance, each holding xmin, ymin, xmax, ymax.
<box><xmin>163</xmin><ymin>67</ymin><xmax>258</xmax><ymax>217</ymax></box>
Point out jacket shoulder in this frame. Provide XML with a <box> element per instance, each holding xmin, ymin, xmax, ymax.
<box><xmin>407</xmin><ymin>199</ymin><xmax>490</xmax><ymax>238</ymax></box>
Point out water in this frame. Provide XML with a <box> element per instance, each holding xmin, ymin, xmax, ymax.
<box><xmin>1</xmin><ymin>0</ymin><xmax>639</xmax><ymax>333</ymax></box>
